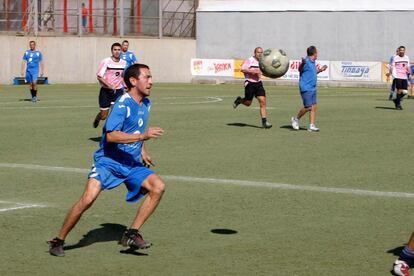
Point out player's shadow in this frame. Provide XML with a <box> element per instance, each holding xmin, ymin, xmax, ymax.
<box><xmin>19</xmin><ymin>98</ymin><xmax>34</xmax><ymax>102</ymax></box>
<box><xmin>280</xmin><ymin>125</ymin><xmax>307</xmax><ymax>131</ymax></box>
<box><xmin>375</xmin><ymin>106</ymin><xmax>397</xmax><ymax>110</ymax></box>
<box><xmin>211</xmin><ymin>228</ymin><xmax>238</xmax><ymax>235</ymax></box>
<box><xmin>89</xmin><ymin>137</ymin><xmax>101</xmax><ymax>142</ymax></box>
<box><xmin>63</xmin><ymin>223</ymin><xmax>127</xmax><ymax>250</ymax></box>
<box><xmin>227</xmin><ymin>123</ymin><xmax>262</xmax><ymax>129</ymax></box>
<box><xmin>387</xmin><ymin>245</ymin><xmax>405</xmax><ymax>257</ymax></box>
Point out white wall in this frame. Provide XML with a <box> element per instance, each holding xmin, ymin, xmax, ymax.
<box><xmin>196</xmin><ymin>11</ymin><xmax>414</xmax><ymax>62</ymax></box>
<box><xmin>1</xmin><ymin>36</ymin><xmax>195</xmax><ymax>84</ymax></box>
<box><xmin>198</xmin><ymin>0</ymin><xmax>414</xmax><ymax>12</ymax></box>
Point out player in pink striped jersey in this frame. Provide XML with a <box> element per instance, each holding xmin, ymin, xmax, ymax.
<box><xmin>233</xmin><ymin>47</ymin><xmax>272</xmax><ymax>128</ymax></box>
<box><xmin>93</xmin><ymin>43</ymin><xmax>127</xmax><ymax>128</ymax></box>
<box><xmin>389</xmin><ymin>46</ymin><xmax>411</xmax><ymax>110</ymax></box>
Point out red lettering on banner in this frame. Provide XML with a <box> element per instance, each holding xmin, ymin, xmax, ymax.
<box><xmin>214</xmin><ymin>63</ymin><xmax>232</xmax><ymax>73</ymax></box>
<box><xmin>290</xmin><ymin>61</ymin><xmax>301</xmax><ymax>70</ymax></box>
<box><xmin>193</xmin><ymin>60</ymin><xmax>202</xmax><ymax>67</ymax></box>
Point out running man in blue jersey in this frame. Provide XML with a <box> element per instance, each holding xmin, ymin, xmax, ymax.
<box><xmin>291</xmin><ymin>46</ymin><xmax>327</xmax><ymax>132</ymax></box>
<box><xmin>121</xmin><ymin>40</ymin><xmax>138</xmax><ymax>69</ymax></box>
<box><xmin>409</xmin><ymin>63</ymin><xmax>414</xmax><ymax>98</ymax></box>
<box><xmin>48</xmin><ymin>64</ymin><xmax>165</xmax><ymax>257</ymax></box>
<box><xmin>21</xmin><ymin>41</ymin><xmax>44</xmax><ymax>103</ymax></box>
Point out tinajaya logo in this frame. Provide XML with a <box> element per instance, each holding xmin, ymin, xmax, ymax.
<box><xmin>341</xmin><ymin>63</ymin><xmax>370</xmax><ymax>77</ymax></box>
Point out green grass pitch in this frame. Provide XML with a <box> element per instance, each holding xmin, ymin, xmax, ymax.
<box><xmin>0</xmin><ymin>83</ymin><xmax>412</xmax><ymax>275</ymax></box>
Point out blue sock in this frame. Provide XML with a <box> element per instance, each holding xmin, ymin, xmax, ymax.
<box><xmin>400</xmin><ymin>246</ymin><xmax>414</xmax><ymax>267</ymax></box>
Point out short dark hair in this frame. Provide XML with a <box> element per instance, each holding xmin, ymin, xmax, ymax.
<box><xmin>122</xmin><ymin>40</ymin><xmax>129</xmax><ymax>44</ymax></box>
<box><xmin>29</xmin><ymin>40</ymin><xmax>35</xmax><ymax>44</ymax></box>
<box><xmin>123</xmin><ymin>63</ymin><xmax>150</xmax><ymax>89</ymax></box>
<box><xmin>111</xmin><ymin>42</ymin><xmax>122</xmax><ymax>51</ymax></box>
<box><xmin>254</xmin><ymin>47</ymin><xmax>262</xmax><ymax>53</ymax></box>
<box><xmin>307</xmin><ymin>46</ymin><xmax>317</xmax><ymax>56</ymax></box>
<box><xmin>399</xmin><ymin>46</ymin><xmax>406</xmax><ymax>50</ymax></box>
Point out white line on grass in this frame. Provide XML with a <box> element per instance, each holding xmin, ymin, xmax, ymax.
<box><xmin>0</xmin><ymin>204</ymin><xmax>45</xmax><ymax>213</ymax></box>
<box><xmin>160</xmin><ymin>96</ymin><xmax>223</xmax><ymax>104</ymax></box>
<box><xmin>0</xmin><ymin>163</ymin><xmax>413</xmax><ymax>199</ymax></box>
<box><xmin>0</xmin><ymin>105</ymin><xmax>96</xmax><ymax>110</ymax></box>
<box><xmin>0</xmin><ymin>97</ymin><xmax>224</xmax><ymax>110</ymax></box>
<box><xmin>0</xmin><ymin>200</ymin><xmax>46</xmax><ymax>213</ymax></box>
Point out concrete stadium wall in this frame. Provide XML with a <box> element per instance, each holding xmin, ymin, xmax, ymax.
<box><xmin>0</xmin><ymin>36</ymin><xmax>195</xmax><ymax>84</ymax></box>
<box><xmin>196</xmin><ymin>11</ymin><xmax>414</xmax><ymax>62</ymax></box>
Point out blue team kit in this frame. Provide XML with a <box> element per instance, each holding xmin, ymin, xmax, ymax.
<box><xmin>121</xmin><ymin>51</ymin><xmax>137</xmax><ymax>68</ymax></box>
<box><xmin>23</xmin><ymin>50</ymin><xmax>43</xmax><ymax>83</ymax></box>
<box><xmin>89</xmin><ymin>93</ymin><xmax>154</xmax><ymax>202</ymax></box>
<box><xmin>299</xmin><ymin>57</ymin><xmax>318</xmax><ymax>107</ymax></box>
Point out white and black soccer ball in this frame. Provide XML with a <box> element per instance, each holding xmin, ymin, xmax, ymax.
<box><xmin>259</xmin><ymin>48</ymin><xmax>289</xmax><ymax>78</ymax></box>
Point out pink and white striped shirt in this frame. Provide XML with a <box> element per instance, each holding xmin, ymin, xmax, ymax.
<box><xmin>241</xmin><ymin>56</ymin><xmax>261</xmax><ymax>82</ymax></box>
<box><xmin>392</xmin><ymin>55</ymin><xmax>410</xmax><ymax>79</ymax></box>
<box><xmin>96</xmin><ymin>57</ymin><xmax>126</xmax><ymax>89</ymax></box>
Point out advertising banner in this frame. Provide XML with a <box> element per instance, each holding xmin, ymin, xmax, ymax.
<box><xmin>382</xmin><ymin>62</ymin><xmax>392</xmax><ymax>83</ymax></box>
<box><xmin>233</xmin><ymin>59</ymin><xmax>244</xmax><ymax>79</ymax></box>
<box><xmin>330</xmin><ymin>61</ymin><xmax>382</xmax><ymax>81</ymax></box>
<box><xmin>281</xmin><ymin>60</ymin><xmax>330</xmax><ymax>80</ymax></box>
<box><xmin>233</xmin><ymin>59</ymin><xmax>271</xmax><ymax>80</ymax></box>
<box><xmin>191</xmin><ymin>59</ymin><xmax>234</xmax><ymax>77</ymax></box>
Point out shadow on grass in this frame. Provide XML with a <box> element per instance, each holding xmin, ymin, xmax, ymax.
<box><xmin>387</xmin><ymin>245</ymin><xmax>405</xmax><ymax>257</ymax></box>
<box><xmin>19</xmin><ymin>98</ymin><xmax>35</xmax><ymax>102</ymax></box>
<box><xmin>64</xmin><ymin>223</ymin><xmax>127</xmax><ymax>251</ymax></box>
<box><xmin>375</xmin><ymin>106</ymin><xmax>397</xmax><ymax>110</ymax></box>
<box><xmin>211</xmin><ymin>228</ymin><xmax>238</xmax><ymax>235</ymax></box>
<box><xmin>227</xmin><ymin>123</ymin><xmax>262</xmax><ymax>129</ymax></box>
<box><xmin>375</xmin><ymin>99</ymin><xmax>392</xmax><ymax>101</ymax></box>
<box><xmin>280</xmin><ymin>125</ymin><xmax>307</xmax><ymax>131</ymax></box>
<box><xmin>89</xmin><ymin>137</ymin><xmax>101</xmax><ymax>142</ymax></box>
<box><xmin>120</xmin><ymin>248</ymin><xmax>148</xmax><ymax>256</ymax></box>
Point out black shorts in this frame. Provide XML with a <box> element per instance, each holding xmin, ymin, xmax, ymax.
<box><xmin>99</xmin><ymin>87</ymin><xmax>124</xmax><ymax>110</ymax></box>
<box><xmin>395</xmin><ymin>79</ymin><xmax>408</xmax><ymax>90</ymax></box>
<box><xmin>244</xmin><ymin>81</ymin><xmax>266</xmax><ymax>101</ymax></box>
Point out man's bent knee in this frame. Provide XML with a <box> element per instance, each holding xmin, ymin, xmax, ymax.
<box><xmin>243</xmin><ymin>100</ymin><xmax>252</xmax><ymax>106</ymax></box>
<box><xmin>143</xmin><ymin>174</ymin><xmax>165</xmax><ymax>196</ymax></box>
<box><xmin>78</xmin><ymin>178</ymin><xmax>101</xmax><ymax>210</ymax></box>
<box><xmin>257</xmin><ymin>96</ymin><xmax>266</xmax><ymax>106</ymax></box>
<box><xmin>100</xmin><ymin>110</ymin><xmax>109</xmax><ymax>120</ymax></box>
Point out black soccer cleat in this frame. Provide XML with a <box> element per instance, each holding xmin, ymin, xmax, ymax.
<box><xmin>393</xmin><ymin>99</ymin><xmax>399</xmax><ymax>109</ymax></box>
<box><xmin>119</xmin><ymin>229</ymin><xmax>152</xmax><ymax>250</ymax></box>
<box><xmin>233</xmin><ymin>96</ymin><xmax>242</xmax><ymax>109</ymax></box>
<box><xmin>93</xmin><ymin>119</ymin><xmax>100</xmax><ymax>128</ymax></box>
<box><xmin>47</xmin><ymin>237</ymin><xmax>65</xmax><ymax>257</ymax></box>
<box><xmin>262</xmin><ymin>121</ymin><xmax>273</xmax><ymax>129</ymax></box>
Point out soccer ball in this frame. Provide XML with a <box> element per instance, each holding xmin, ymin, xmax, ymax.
<box><xmin>259</xmin><ymin>48</ymin><xmax>289</xmax><ymax>78</ymax></box>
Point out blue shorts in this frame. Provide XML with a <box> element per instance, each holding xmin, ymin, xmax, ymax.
<box><xmin>88</xmin><ymin>157</ymin><xmax>154</xmax><ymax>203</ymax></box>
<box><xmin>300</xmin><ymin>90</ymin><xmax>317</xmax><ymax>108</ymax></box>
<box><xmin>25</xmin><ymin>70</ymin><xmax>38</xmax><ymax>83</ymax></box>
<box><xmin>82</xmin><ymin>17</ymin><xmax>87</xmax><ymax>28</ymax></box>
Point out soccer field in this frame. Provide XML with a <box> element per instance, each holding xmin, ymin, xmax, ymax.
<box><xmin>0</xmin><ymin>83</ymin><xmax>413</xmax><ymax>275</ymax></box>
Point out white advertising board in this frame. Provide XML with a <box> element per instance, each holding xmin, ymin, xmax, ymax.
<box><xmin>281</xmin><ymin>60</ymin><xmax>330</xmax><ymax>80</ymax></box>
<box><xmin>191</xmin><ymin>59</ymin><xmax>234</xmax><ymax>77</ymax></box>
<box><xmin>330</xmin><ymin>61</ymin><xmax>382</xmax><ymax>81</ymax></box>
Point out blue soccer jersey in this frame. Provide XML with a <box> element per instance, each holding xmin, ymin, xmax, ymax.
<box><xmin>94</xmin><ymin>93</ymin><xmax>151</xmax><ymax>166</ymax></box>
<box><xmin>23</xmin><ymin>50</ymin><xmax>43</xmax><ymax>72</ymax></box>
<box><xmin>120</xmin><ymin>51</ymin><xmax>137</xmax><ymax>68</ymax></box>
<box><xmin>299</xmin><ymin>56</ymin><xmax>317</xmax><ymax>93</ymax></box>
